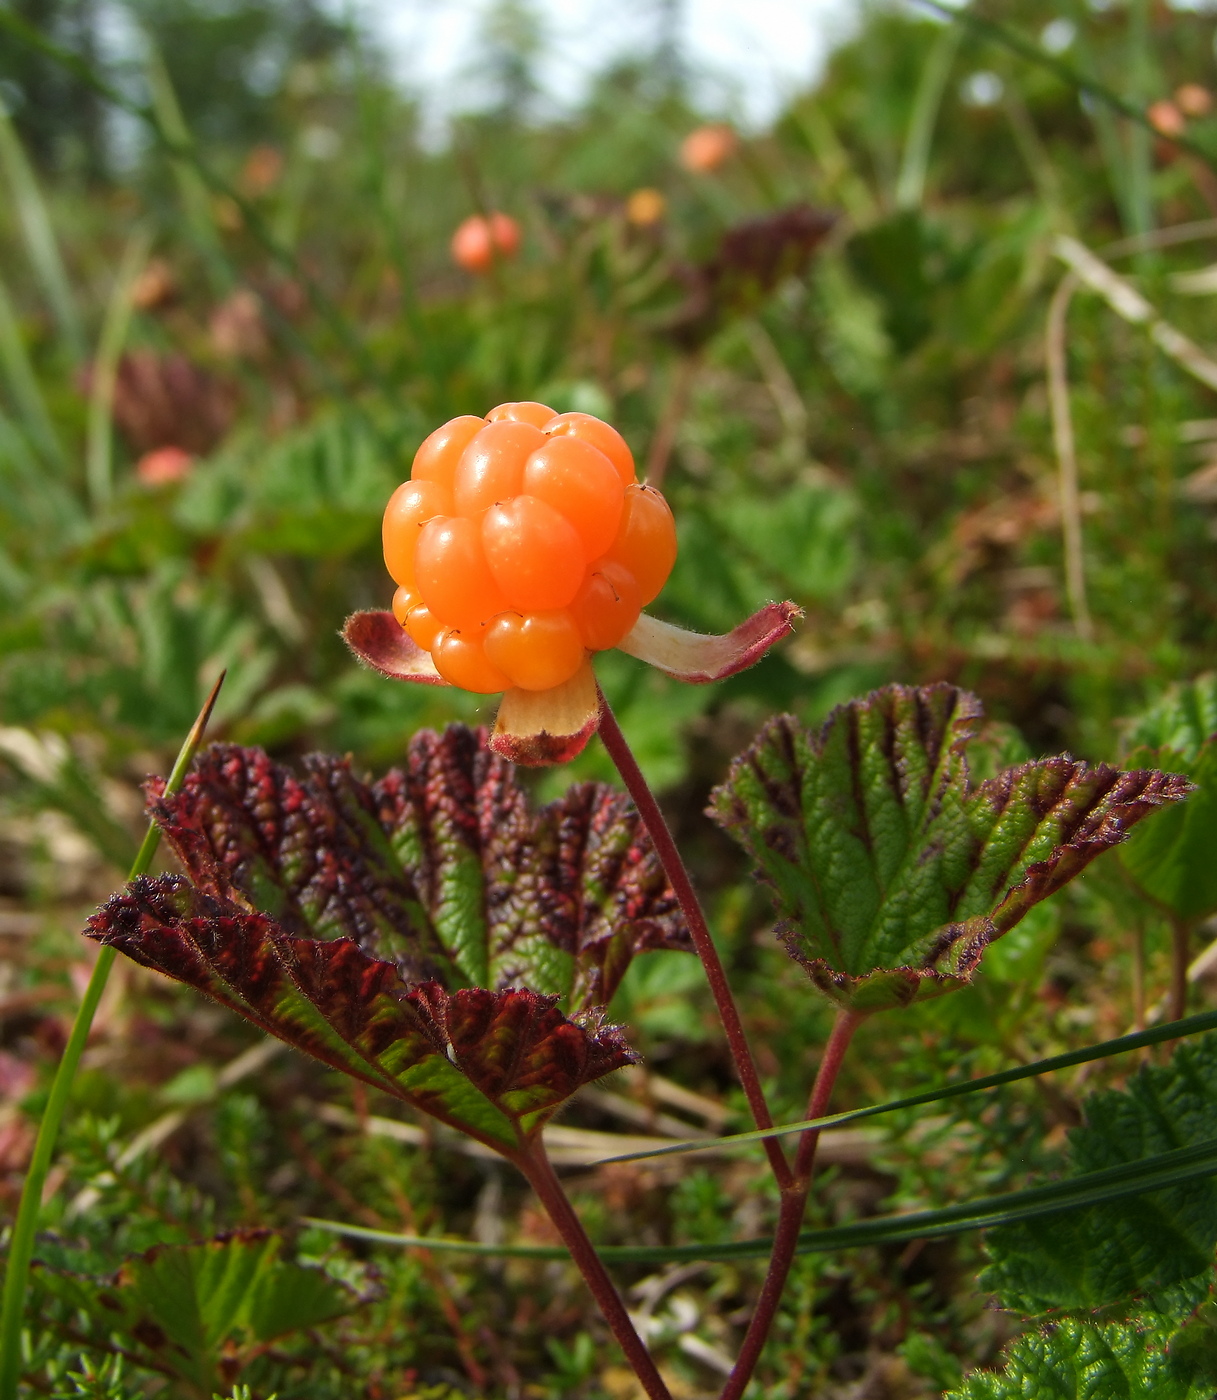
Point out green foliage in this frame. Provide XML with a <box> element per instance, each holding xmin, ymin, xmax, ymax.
<box><xmin>982</xmin><ymin>1031</ymin><xmax>1217</xmax><ymax>1315</ymax></box>
<box><xmin>37</xmin><ymin>1230</ymin><xmax>359</xmax><ymax>1397</ymax></box>
<box><xmin>709</xmin><ymin>683</ymin><xmax>1186</xmax><ymax>1010</ymax></box>
<box><xmin>1120</xmin><ymin>677</ymin><xmax>1217</xmax><ymax>922</ymax></box>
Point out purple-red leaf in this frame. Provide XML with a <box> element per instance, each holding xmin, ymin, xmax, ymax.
<box><xmin>86</xmin><ymin>876</ymin><xmax>635</xmax><ymax>1151</ymax></box>
<box><xmin>146</xmin><ymin>726</ymin><xmax>687</xmax><ymax>1009</ymax></box>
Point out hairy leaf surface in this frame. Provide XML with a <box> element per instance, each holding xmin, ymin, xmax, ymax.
<box><xmin>981</xmin><ymin>1031</ymin><xmax>1217</xmax><ymax>1313</ymax></box>
<box><xmin>86</xmin><ymin>877</ymin><xmax>635</xmax><ymax>1150</ymax></box>
<box><xmin>947</xmin><ymin>1313</ymin><xmax>1211</xmax><ymax>1400</ymax></box>
<box><xmin>35</xmin><ymin>1230</ymin><xmax>361</xmax><ymax>1397</ymax></box>
<box><xmin>709</xmin><ymin>684</ymin><xmax>1189</xmax><ymax>1010</ymax></box>
<box><xmin>145</xmin><ymin>726</ymin><xmax>687</xmax><ymax>1011</ymax></box>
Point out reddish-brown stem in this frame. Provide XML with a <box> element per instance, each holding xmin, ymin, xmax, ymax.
<box><xmin>718</xmin><ymin>1008</ymin><xmax>863</xmax><ymax>1400</ymax></box>
<box><xmin>597</xmin><ymin>693</ymin><xmax>794</xmax><ymax>1189</ymax></box>
<box><xmin>515</xmin><ymin>1141</ymin><xmax>670</xmax><ymax>1400</ymax></box>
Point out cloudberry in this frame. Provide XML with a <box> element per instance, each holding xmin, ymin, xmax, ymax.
<box><xmin>451</xmin><ymin>213</ymin><xmax>521</xmax><ymax>274</ymax></box>
<box><xmin>380</xmin><ymin>404</ymin><xmax>678</xmax><ymax>694</ymax></box>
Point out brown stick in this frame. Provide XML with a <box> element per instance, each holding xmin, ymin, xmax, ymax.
<box><xmin>516</xmin><ymin>1141</ymin><xmax>670</xmax><ymax>1400</ymax></box>
<box><xmin>596</xmin><ymin>692</ymin><xmax>794</xmax><ymax>1189</ymax></box>
<box><xmin>717</xmin><ymin>1009</ymin><xmax>863</xmax><ymax>1400</ymax></box>
<box><xmin>1170</xmin><ymin>915</ymin><xmax>1191</xmax><ymax>1023</ymax></box>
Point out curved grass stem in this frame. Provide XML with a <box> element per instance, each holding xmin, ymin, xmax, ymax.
<box><xmin>596</xmin><ymin>692</ymin><xmax>793</xmax><ymax>1189</ymax></box>
<box><xmin>0</xmin><ymin>673</ymin><xmax>224</xmax><ymax>1400</ymax></box>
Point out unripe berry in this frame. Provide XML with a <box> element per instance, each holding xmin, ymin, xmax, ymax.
<box><xmin>433</xmin><ymin>629</ymin><xmax>512</xmax><ymax>693</ymax></box>
<box><xmin>483</xmin><ymin>495</ymin><xmax>586</xmax><ymax>612</ymax></box>
<box><xmin>453</xmin><ymin>420</ymin><xmax>544</xmax><ymax>517</ymax></box>
<box><xmin>544</xmin><ymin>412</ymin><xmax>636</xmax><ymax>487</ymax></box>
<box><xmin>605</xmin><ymin>484</ymin><xmax>677</xmax><ymax>605</ymax></box>
<box><xmin>570</xmin><ymin>562</ymin><xmax>642</xmax><ymax>651</ymax></box>
<box><xmin>416</xmin><ymin>515</ymin><xmax>509</xmax><ymax>629</ymax></box>
<box><xmin>484</xmin><ymin>611</ymin><xmax>586</xmax><ymax>691</ymax></box>
<box><xmin>411</xmin><ymin>416</ymin><xmax>485</xmax><ymax>497</ymax></box>
<box><xmin>451</xmin><ymin>212</ymin><xmax>520</xmax><ymax>274</ymax></box>
<box><xmin>384</xmin><ymin>480</ymin><xmax>449</xmax><ymax>587</ymax></box>
<box><xmin>486</xmin><ymin>401</ymin><xmax>557</xmax><ymax>428</ymax></box>
<box><xmin>522</xmin><ymin>436</ymin><xmax>623</xmax><ymax>558</ymax></box>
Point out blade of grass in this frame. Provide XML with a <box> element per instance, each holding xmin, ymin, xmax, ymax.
<box><xmin>303</xmin><ymin>1133</ymin><xmax>1217</xmax><ymax>1264</ymax></box>
<box><xmin>86</xmin><ymin>228</ymin><xmax>153</xmax><ymax>510</ymax></box>
<box><xmin>0</xmin><ymin>671</ymin><xmax>225</xmax><ymax>1400</ymax></box>
<box><xmin>590</xmin><ymin>1007</ymin><xmax>1217</xmax><ymax>1167</ymax></box>
<box><xmin>0</xmin><ymin>272</ymin><xmax>66</xmax><ymax>472</ymax></box>
<box><xmin>0</xmin><ymin>98</ymin><xmax>85</xmax><ymax>361</ymax></box>
<box><xmin>895</xmin><ymin>24</ymin><xmax>960</xmax><ymax>211</ymax></box>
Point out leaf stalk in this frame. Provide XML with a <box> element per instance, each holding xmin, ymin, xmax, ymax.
<box><xmin>596</xmin><ymin>691</ymin><xmax>794</xmax><ymax>1189</ymax></box>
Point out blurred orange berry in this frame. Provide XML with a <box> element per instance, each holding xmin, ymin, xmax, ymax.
<box><xmin>1177</xmin><ymin>83</ymin><xmax>1213</xmax><ymax>118</ymax></box>
<box><xmin>626</xmin><ymin>187</ymin><xmax>666</xmax><ymax>226</ymax></box>
<box><xmin>136</xmin><ymin>446</ymin><xmax>193</xmax><ymax>486</ymax></box>
<box><xmin>1148</xmin><ymin>99</ymin><xmax>1186</xmax><ymax>138</ymax></box>
<box><xmin>130</xmin><ymin>258</ymin><xmax>177</xmax><ymax>312</ymax></box>
<box><xmin>241</xmin><ymin>144</ymin><xmax>284</xmax><ymax>195</ymax></box>
<box><xmin>680</xmin><ymin>124</ymin><xmax>738</xmax><ymax>173</ymax></box>
<box><xmin>451</xmin><ymin>212</ymin><xmax>521</xmax><ymax>274</ymax></box>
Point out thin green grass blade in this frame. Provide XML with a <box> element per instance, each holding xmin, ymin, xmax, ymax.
<box><xmin>0</xmin><ymin>272</ymin><xmax>66</xmax><ymax>471</ymax></box>
<box><xmin>592</xmin><ymin>1008</ymin><xmax>1217</xmax><ymax>1166</ymax></box>
<box><xmin>0</xmin><ymin>672</ymin><xmax>226</xmax><ymax>1400</ymax></box>
<box><xmin>303</xmin><ymin>1135</ymin><xmax>1217</xmax><ymax>1266</ymax></box>
<box><xmin>86</xmin><ymin>228</ymin><xmax>153</xmax><ymax>509</ymax></box>
<box><xmin>895</xmin><ymin>25</ymin><xmax>961</xmax><ymax>210</ymax></box>
<box><xmin>0</xmin><ymin>99</ymin><xmax>85</xmax><ymax>361</ymax></box>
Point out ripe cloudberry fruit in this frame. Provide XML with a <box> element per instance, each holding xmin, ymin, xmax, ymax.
<box><xmin>380</xmin><ymin>403</ymin><xmax>678</xmax><ymax>696</ymax></box>
<box><xmin>679</xmin><ymin>124</ymin><xmax>738</xmax><ymax>173</ymax></box>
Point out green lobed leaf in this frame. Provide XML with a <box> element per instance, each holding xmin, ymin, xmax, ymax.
<box><xmin>1119</xmin><ymin>738</ymin><xmax>1217</xmax><ymax>922</ymax></box>
<box><xmin>709</xmin><ymin>683</ymin><xmax>1189</xmax><ymax>1011</ymax></box>
<box><xmin>85</xmin><ymin>877</ymin><xmax>635</xmax><ymax>1152</ymax></box>
<box><xmin>147</xmin><ymin>727</ymin><xmax>688</xmax><ymax>1013</ymax></box>
<box><xmin>946</xmin><ymin>1313</ymin><xmax>1212</xmax><ymax>1400</ymax></box>
<box><xmin>981</xmin><ymin>1031</ymin><xmax>1217</xmax><ymax>1314</ymax></box>
<box><xmin>35</xmin><ymin>1230</ymin><xmax>361</xmax><ymax>1397</ymax></box>
<box><xmin>1124</xmin><ymin>673</ymin><xmax>1217</xmax><ymax>762</ymax></box>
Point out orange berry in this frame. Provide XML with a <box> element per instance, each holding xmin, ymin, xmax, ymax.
<box><xmin>392</xmin><ymin>585</ymin><xmax>419</xmax><ymax>626</ymax></box>
<box><xmin>383</xmin><ymin>479</ymin><xmax>449</xmax><ymax>587</ymax></box>
<box><xmin>416</xmin><ymin>515</ymin><xmax>509</xmax><ymax>629</ymax></box>
<box><xmin>486</xmin><ymin>401</ymin><xmax>557</xmax><ymax>429</ymax></box>
<box><xmin>1148</xmin><ymin>99</ymin><xmax>1185</xmax><ymax>138</ymax></box>
<box><xmin>680</xmin><ymin>124</ymin><xmax>738</xmax><ymax>173</ymax></box>
<box><xmin>451</xmin><ymin>212</ymin><xmax>520</xmax><ymax>274</ymax></box>
<box><xmin>604</xmin><ymin>484</ymin><xmax>677</xmax><ymax>605</ymax></box>
<box><xmin>570</xmin><ymin>562</ymin><xmax>642</xmax><ymax>651</ymax></box>
<box><xmin>411</xmin><ymin>416</ymin><xmax>485</xmax><ymax>497</ymax></box>
<box><xmin>484</xmin><ymin>611</ymin><xmax>586</xmax><ymax>691</ymax></box>
<box><xmin>1177</xmin><ymin>83</ymin><xmax>1213</xmax><ymax>118</ymax></box>
<box><xmin>482</xmin><ymin>495</ymin><xmax>586</xmax><ymax>612</ymax></box>
<box><xmin>625</xmin><ymin>187</ymin><xmax>665</xmax><ymax>226</ymax></box>
<box><xmin>432</xmin><ymin>630</ymin><xmax>512</xmax><ymax>693</ymax></box>
<box><xmin>453</xmin><ymin>420</ymin><xmax>544</xmax><ymax>517</ymax></box>
<box><xmin>404</xmin><ymin>603</ymin><xmax>445</xmax><ymax>653</ymax></box>
<box><xmin>522</xmin><ymin>436</ymin><xmax>624</xmax><ymax>559</ymax></box>
<box><xmin>544</xmin><ymin>412</ymin><xmax>636</xmax><ymax>487</ymax></box>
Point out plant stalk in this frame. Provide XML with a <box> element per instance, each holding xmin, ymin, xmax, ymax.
<box><xmin>515</xmin><ymin>1141</ymin><xmax>670</xmax><ymax>1400</ymax></box>
<box><xmin>1170</xmin><ymin>915</ymin><xmax>1192</xmax><ymax>1024</ymax></box>
<box><xmin>0</xmin><ymin>673</ymin><xmax>224</xmax><ymax>1400</ymax></box>
<box><xmin>718</xmin><ymin>1008</ymin><xmax>862</xmax><ymax>1400</ymax></box>
<box><xmin>596</xmin><ymin>693</ymin><xmax>793</xmax><ymax>1188</ymax></box>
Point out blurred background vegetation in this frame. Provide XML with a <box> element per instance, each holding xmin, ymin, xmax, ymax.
<box><xmin>4</xmin><ymin>1</ymin><xmax>1217</xmax><ymax>1395</ymax></box>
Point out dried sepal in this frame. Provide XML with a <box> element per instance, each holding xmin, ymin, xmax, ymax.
<box><xmin>617</xmin><ymin>602</ymin><xmax>802</xmax><ymax>683</ymax></box>
<box><xmin>342</xmin><ymin>610</ymin><xmax>447</xmax><ymax>684</ymax></box>
<box><xmin>490</xmin><ymin>661</ymin><xmax>601</xmax><ymax>766</ymax></box>
<box><xmin>710</xmin><ymin>683</ymin><xmax>1191</xmax><ymax>1012</ymax></box>
<box><xmin>85</xmin><ymin>876</ymin><xmax>637</xmax><ymax>1152</ymax></box>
